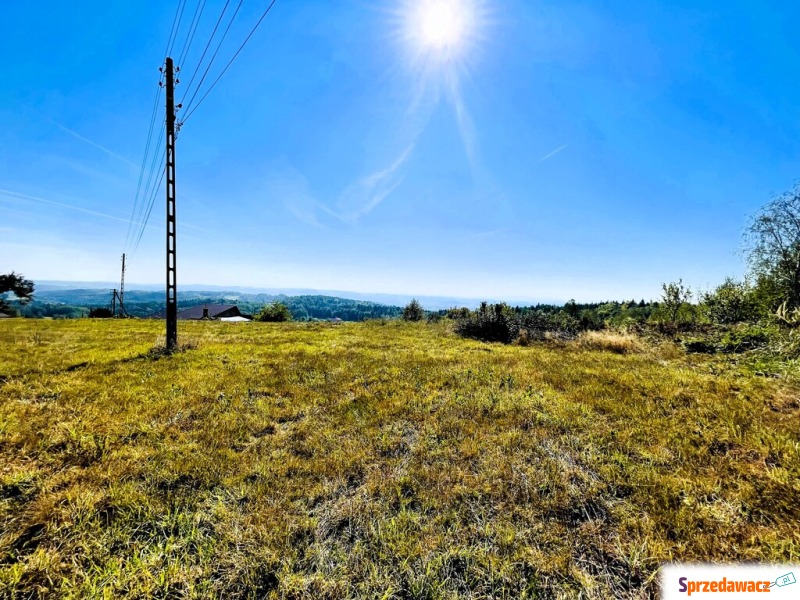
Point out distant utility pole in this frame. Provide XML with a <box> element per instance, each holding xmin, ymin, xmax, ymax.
<box><xmin>119</xmin><ymin>253</ymin><xmax>126</xmax><ymax>318</ymax></box>
<box><xmin>111</xmin><ymin>289</ymin><xmax>117</xmax><ymax>316</ymax></box>
<box><xmin>164</xmin><ymin>57</ymin><xmax>178</xmax><ymax>350</ymax></box>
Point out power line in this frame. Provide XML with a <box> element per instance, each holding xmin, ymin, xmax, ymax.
<box><xmin>177</xmin><ymin>0</ymin><xmax>207</xmax><ymax>69</ymax></box>
<box><xmin>131</xmin><ymin>151</ymin><xmax>167</xmax><ymax>257</ymax></box>
<box><xmin>166</xmin><ymin>0</ymin><xmax>189</xmax><ymax>58</ymax></box>
<box><xmin>181</xmin><ymin>0</ymin><xmax>278</xmax><ymax>124</ymax></box>
<box><xmin>133</xmin><ymin>121</ymin><xmax>165</xmax><ymax>226</ymax></box>
<box><xmin>124</xmin><ymin>83</ymin><xmax>163</xmax><ymax>252</ymax></box>
<box><xmin>178</xmin><ymin>0</ymin><xmax>232</xmax><ymax>105</ymax></box>
<box><xmin>129</xmin><ymin>125</ymin><xmax>166</xmax><ymax>255</ymax></box>
<box><xmin>125</xmin><ymin>0</ymin><xmax>187</xmax><ymax>256</ymax></box>
<box><xmin>180</xmin><ymin>0</ymin><xmax>244</xmax><ymax>118</ymax></box>
<box><xmin>126</xmin><ymin>0</ymin><xmax>280</xmax><ymax>261</ymax></box>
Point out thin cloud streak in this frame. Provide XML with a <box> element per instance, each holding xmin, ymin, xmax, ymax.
<box><xmin>277</xmin><ymin>143</ymin><xmax>414</xmax><ymax>228</ymax></box>
<box><xmin>21</xmin><ymin>104</ymin><xmax>138</xmax><ymax>170</ymax></box>
<box><xmin>53</xmin><ymin>122</ymin><xmax>139</xmax><ymax>169</ymax></box>
<box><xmin>336</xmin><ymin>143</ymin><xmax>415</xmax><ymax>222</ymax></box>
<box><xmin>446</xmin><ymin>72</ymin><xmax>480</xmax><ymax>176</ymax></box>
<box><xmin>0</xmin><ymin>188</ymin><xmax>209</xmax><ymax>234</ymax></box>
<box><xmin>536</xmin><ymin>143</ymin><xmax>569</xmax><ymax>164</ymax></box>
<box><xmin>468</xmin><ymin>228</ymin><xmax>510</xmax><ymax>240</ymax></box>
<box><xmin>0</xmin><ymin>188</ymin><xmax>139</xmax><ymax>225</ymax></box>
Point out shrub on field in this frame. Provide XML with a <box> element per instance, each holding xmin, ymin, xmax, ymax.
<box><xmin>701</xmin><ymin>278</ymin><xmax>760</xmax><ymax>325</ymax></box>
<box><xmin>454</xmin><ymin>303</ymin><xmax>584</xmax><ymax>343</ymax></box>
<box><xmin>717</xmin><ymin>324</ymin><xmax>772</xmax><ymax>353</ymax></box>
<box><xmin>520</xmin><ymin>310</ymin><xmax>582</xmax><ymax>340</ymax></box>
<box><xmin>651</xmin><ymin>280</ymin><xmax>698</xmax><ymax>330</ymax></box>
<box><xmin>255</xmin><ymin>302</ymin><xmax>292</xmax><ymax>322</ymax></box>
<box><xmin>402</xmin><ymin>299</ymin><xmax>424</xmax><ymax>321</ymax></box>
<box><xmin>763</xmin><ymin>328</ymin><xmax>800</xmax><ymax>358</ymax></box>
<box><xmin>446</xmin><ymin>306</ymin><xmax>471</xmax><ymax>319</ymax></box>
<box><xmin>680</xmin><ymin>323</ymin><xmax>774</xmax><ymax>354</ymax></box>
<box><xmin>454</xmin><ymin>302</ymin><xmax>520</xmax><ymax>343</ymax></box>
<box><xmin>579</xmin><ymin>308</ymin><xmax>604</xmax><ymax>330</ymax></box>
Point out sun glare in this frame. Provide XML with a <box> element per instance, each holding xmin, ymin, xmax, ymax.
<box><xmin>420</xmin><ymin>2</ymin><xmax>464</xmax><ymax>49</ymax></box>
<box><xmin>399</xmin><ymin>0</ymin><xmax>483</xmax><ymax>64</ymax></box>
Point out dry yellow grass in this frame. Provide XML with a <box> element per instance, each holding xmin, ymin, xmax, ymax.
<box><xmin>0</xmin><ymin>319</ymin><xmax>798</xmax><ymax>599</ymax></box>
<box><xmin>577</xmin><ymin>331</ymin><xmax>645</xmax><ymax>354</ymax></box>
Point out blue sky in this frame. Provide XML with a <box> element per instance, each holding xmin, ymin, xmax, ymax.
<box><xmin>1</xmin><ymin>0</ymin><xmax>799</xmax><ymax>303</ymax></box>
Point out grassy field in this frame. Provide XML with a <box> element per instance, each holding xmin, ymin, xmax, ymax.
<box><xmin>1</xmin><ymin>319</ymin><xmax>798</xmax><ymax>599</ymax></box>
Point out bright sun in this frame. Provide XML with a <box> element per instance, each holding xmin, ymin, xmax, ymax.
<box><xmin>420</xmin><ymin>2</ymin><xmax>464</xmax><ymax>49</ymax></box>
<box><xmin>401</xmin><ymin>0</ymin><xmax>480</xmax><ymax>62</ymax></box>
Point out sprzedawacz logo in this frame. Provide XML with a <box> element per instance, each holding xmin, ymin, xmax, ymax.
<box><xmin>678</xmin><ymin>577</ymin><xmax>771</xmax><ymax>595</ymax></box>
<box><xmin>661</xmin><ymin>565</ymin><xmax>798</xmax><ymax>598</ymax></box>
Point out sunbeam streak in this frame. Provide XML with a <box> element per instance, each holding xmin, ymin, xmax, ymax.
<box><xmin>383</xmin><ymin>0</ymin><xmax>493</xmax><ymax>178</ymax></box>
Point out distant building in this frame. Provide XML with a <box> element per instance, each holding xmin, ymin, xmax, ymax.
<box><xmin>148</xmin><ymin>304</ymin><xmax>250</xmax><ymax>321</ymax></box>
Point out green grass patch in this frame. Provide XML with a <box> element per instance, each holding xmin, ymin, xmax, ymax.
<box><xmin>1</xmin><ymin>319</ymin><xmax>798</xmax><ymax>598</ymax></box>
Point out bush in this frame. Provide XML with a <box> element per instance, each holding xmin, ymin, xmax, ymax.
<box><xmin>454</xmin><ymin>302</ymin><xmax>519</xmax><ymax>343</ymax></box>
<box><xmin>446</xmin><ymin>307</ymin><xmax>471</xmax><ymax>320</ymax></box>
<box><xmin>679</xmin><ymin>324</ymin><xmax>774</xmax><ymax>355</ymax></box>
<box><xmin>426</xmin><ymin>312</ymin><xmax>443</xmax><ymax>323</ymax></box>
<box><xmin>88</xmin><ymin>307</ymin><xmax>114</xmax><ymax>318</ymax></box>
<box><xmin>453</xmin><ymin>303</ymin><xmax>586</xmax><ymax>344</ymax></box>
<box><xmin>519</xmin><ymin>310</ymin><xmax>582</xmax><ymax>340</ymax></box>
<box><xmin>702</xmin><ymin>278</ymin><xmax>760</xmax><ymax>325</ymax></box>
<box><xmin>402</xmin><ymin>299</ymin><xmax>424</xmax><ymax>322</ymax></box>
<box><xmin>658</xmin><ymin>280</ymin><xmax>694</xmax><ymax>326</ymax></box>
<box><xmin>717</xmin><ymin>326</ymin><xmax>771</xmax><ymax>353</ymax></box>
<box><xmin>255</xmin><ymin>302</ymin><xmax>292</xmax><ymax>322</ymax></box>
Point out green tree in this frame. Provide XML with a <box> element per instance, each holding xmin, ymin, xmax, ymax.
<box><xmin>660</xmin><ymin>279</ymin><xmax>692</xmax><ymax>324</ymax></box>
<box><xmin>255</xmin><ymin>302</ymin><xmax>292</xmax><ymax>322</ymax></box>
<box><xmin>446</xmin><ymin>306</ymin><xmax>471</xmax><ymax>319</ymax></box>
<box><xmin>402</xmin><ymin>299</ymin><xmax>424</xmax><ymax>321</ymax></box>
<box><xmin>701</xmin><ymin>278</ymin><xmax>759</xmax><ymax>324</ymax></box>
<box><xmin>0</xmin><ymin>272</ymin><xmax>34</xmax><ymax>315</ymax></box>
<box><xmin>745</xmin><ymin>185</ymin><xmax>800</xmax><ymax>310</ymax></box>
<box><xmin>563</xmin><ymin>299</ymin><xmax>579</xmax><ymax>318</ymax></box>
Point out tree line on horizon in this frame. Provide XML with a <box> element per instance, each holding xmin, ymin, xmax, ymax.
<box><xmin>5</xmin><ymin>182</ymin><xmax>800</xmax><ymax>338</ymax></box>
<box><xmin>398</xmin><ymin>183</ymin><xmax>800</xmax><ymax>355</ymax></box>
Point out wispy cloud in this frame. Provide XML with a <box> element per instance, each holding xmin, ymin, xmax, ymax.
<box><xmin>0</xmin><ymin>188</ymin><xmax>208</xmax><ymax>234</ymax></box>
<box><xmin>336</xmin><ymin>144</ymin><xmax>415</xmax><ymax>222</ymax></box>
<box><xmin>272</xmin><ymin>143</ymin><xmax>416</xmax><ymax>227</ymax></box>
<box><xmin>265</xmin><ymin>167</ymin><xmax>327</xmax><ymax>228</ymax></box>
<box><xmin>52</xmin><ymin>122</ymin><xmax>139</xmax><ymax>169</ymax></box>
<box><xmin>445</xmin><ymin>73</ymin><xmax>481</xmax><ymax>177</ymax></box>
<box><xmin>536</xmin><ymin>143</ymin><xmax>569</xmax><ymax>164</ymax></box>
<box><xmin>0</xmin><ymin>188</ymin><xmax>138</xmax><ymax>225</ymax></box>
<box><xmin>468</xmin><ymin>228</ymin><xmax>510</xmax><ymax>240</ymax></box>
<box><xmin>22</xmin><ymin>104</ymin><xmax>138</xmax><ymax>170</ymax></box>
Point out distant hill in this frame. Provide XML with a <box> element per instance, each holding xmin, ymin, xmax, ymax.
<box><xmin>34</xmin><ymin>281</ymin><xmax>561</xmax><ymax>311</ymax></box>
<box><xmin>24</xmin><ymin>287</ymin><xmax>405</xmax><ymax>321</ymax></box>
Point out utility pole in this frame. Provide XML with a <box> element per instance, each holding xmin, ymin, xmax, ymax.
<box><xmin>119</xmin><ymin>253</ymin><xmax>126</xmax><ymax>318</ymax></box>
<box><xmin>165</xmin><ymin>57</ymin><xmax>178</xmax><ymax>350</ymax></box>
<box><xmin>111</xmin><ymin>289</ymin><xmax>117</xmax><ymax>317</ymax></box>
